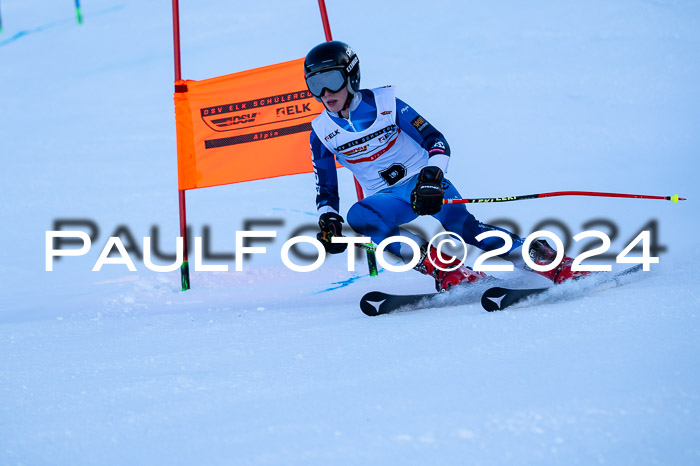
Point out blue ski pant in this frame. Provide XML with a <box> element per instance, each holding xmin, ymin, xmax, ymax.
<box><xmin>346</xmin><ymin>175</ymin><xmax>524</xmax><ymax>262</ymax></box>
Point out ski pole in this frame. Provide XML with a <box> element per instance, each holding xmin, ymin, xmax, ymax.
<box><xmin>444</xmin><ymin>191</ymin><xmax>686</xmax><ymax>205</ymax></box>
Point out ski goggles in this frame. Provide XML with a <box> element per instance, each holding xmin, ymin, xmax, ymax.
<box><xmin>305</xmin><ymin>69</ymin><xmax>347</xmax><ymax>97</ymax></box>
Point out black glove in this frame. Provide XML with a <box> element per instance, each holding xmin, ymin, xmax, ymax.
<box><xmin>317</xmin><ymin>212</ymin><xmax>348</xmax><ymax>254</ymax></box>
<box><xmin>411</xmin><ymin>166</ymin><xmax>444</xmax><ymax>215</ymax></box>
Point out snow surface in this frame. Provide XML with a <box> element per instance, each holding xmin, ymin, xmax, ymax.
<box><xmin>1</xmin><ymin>0</ymin><xmax>700</xmax><ymax>464</ymax></box>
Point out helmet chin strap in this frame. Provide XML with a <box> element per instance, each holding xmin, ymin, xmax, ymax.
<box><xmin>341</xmin><ymin>88</ymin><xmax>354</xmax><ymax>111</ymax></box>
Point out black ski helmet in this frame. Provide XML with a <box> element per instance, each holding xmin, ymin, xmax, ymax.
<box><xmin>304</xmin><ymin>41</ymin><xmax>360</xmax><ymax>99</ymax></box>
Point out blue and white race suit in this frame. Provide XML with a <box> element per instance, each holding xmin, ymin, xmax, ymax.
<box><xmin>310</xmin><ymin>86</ymin><xmax>522</xmax><ymax>261</ymax></box>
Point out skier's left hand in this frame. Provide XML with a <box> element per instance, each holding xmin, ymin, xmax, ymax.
<box><xmin>411</xmin><ymin>166</ymin><xmax>444</xmax><ymax>215</ymax></box>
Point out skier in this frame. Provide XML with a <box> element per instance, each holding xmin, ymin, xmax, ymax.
<box><xmin>304</xmin><ymin>41</ymin><xmax>588</xmax><ymax>291</ymax></box>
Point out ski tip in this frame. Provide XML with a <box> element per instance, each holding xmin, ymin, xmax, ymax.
<box><xmin>360</xmin><ymin>291</ymin><xmax>389</xmax><ymax>317</ymax></box>
<box><xmin>481</xmin><ymin>287</ymin><xmax>509</xmax><ymax>312</ymax></box>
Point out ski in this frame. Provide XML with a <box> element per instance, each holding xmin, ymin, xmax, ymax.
<box><xmin>360</xmin><ymin>264</ymin><xmax>645</xmax><ymax>316</ymax></box>
<box><xmin>360</xmin><ymin>282</ymin><xmax>493</xmax><ymax>316</ymax></box>
<box><xmin>360</xmin><ymin>291</ymin><xmax>440</xmax><ymax>316</ymax></box>
<box><xmin>480</xmin><ymin>264</ymin><xmax>645</xmax><ymax>312</ymax></box>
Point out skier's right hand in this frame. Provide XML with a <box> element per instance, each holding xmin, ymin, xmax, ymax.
<box><xmin>411</xmin><ymin>166</ymin><xmax>445</xmax><ymax>215</ymax></box>
<box><xmin>317</xmin><ymin>212</ymin><xmax>348</xmax><ymax>254</ymax></box>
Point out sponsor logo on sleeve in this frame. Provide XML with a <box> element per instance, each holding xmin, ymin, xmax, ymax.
<box><xmin>411</xmin><ymin>116</ymin><xmax>429</xmax><ymax>132</ymax></box>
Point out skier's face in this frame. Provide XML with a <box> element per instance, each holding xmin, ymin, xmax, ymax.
<box><xmin>320</xmin><ymin>85</ymin><xmax>349</xmax><ymax>113</ymax></box>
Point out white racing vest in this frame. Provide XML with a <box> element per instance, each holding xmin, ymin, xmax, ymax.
<box><xmin>311</xmin><ymin>86</ymin><xmax>428</xmax><ymax>196</ymax></box>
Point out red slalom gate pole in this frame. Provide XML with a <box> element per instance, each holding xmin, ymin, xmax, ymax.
<box><xmin>172</xmin><ymin>0</ymin><xmax>190</xmax><ymax>290</ymax></box>
<box><xmin>317</xmin><ymin>0</ymin><xmax>333</xmax><ymax>41</ymax></box>
<box><xmin>316</xmin><ymin>0</ymin><xmax>378</xmax><ymax>276</ymax></box>
<box><xmin>443</xmin><ymin>191</ymin><xmax>686</xmax><ymax>205</ymax></box>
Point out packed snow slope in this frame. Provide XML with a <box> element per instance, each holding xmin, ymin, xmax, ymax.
<box><xmin>1</xmin><ymin>0</ymin><xmax>699</xmax><ymax>464</ymax></box>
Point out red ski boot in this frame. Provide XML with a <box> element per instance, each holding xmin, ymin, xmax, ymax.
<box><xmin>415</xmin><ymin>245</ymin><xmax>487</xmax><ymax>292</ymax></box>
<box><xmin>528</xmin><ymin>239</ymin><xmax>591</xmax><ymax>284</ymax></box>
